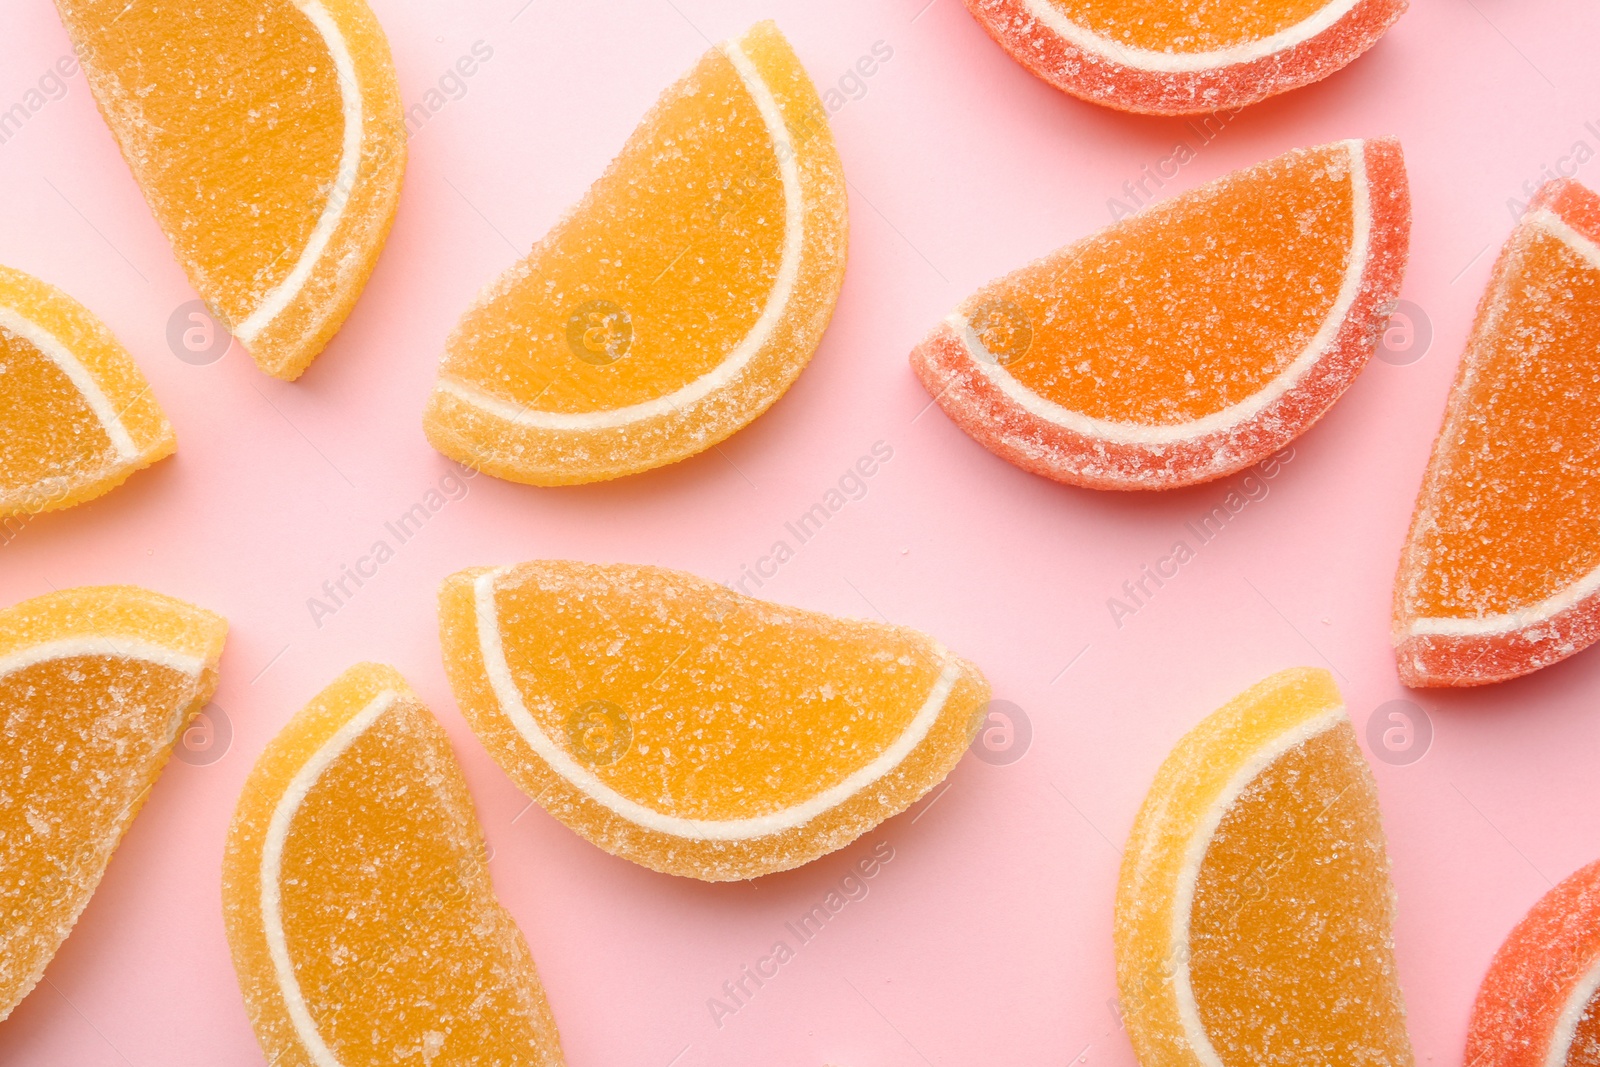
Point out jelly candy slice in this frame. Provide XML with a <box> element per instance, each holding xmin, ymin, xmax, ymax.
<box><xmin>221</xmin><ymin>663</ymin><xmax>564</xmax><ymax>1066</ymax></box>
<box><xmin>437</xmin><ymin>561</ymin><xmax>990</xmax><ymax>880</ymax></box>
<box><xmin>54</xmin><ymin>0</ymin><xmax>406</xmax><ymax>380</ymax></box>
<box><xmin>1115</xmin><ymin>668</ymin><xmax>1413</xmax><ymax>1067</ymax></box>
<box><xmin>0</xmin><ymin>265</ymin><xmax>176</xmax><ymax>519</ymax></box>
<box><xmin>424</xmin><ymin>22</ymin><xmax>848</xmax><ymax>486</ymax></box>
<box><xmin>911</xmin><ymin>139</ymin><xmax>1409</xmax><ymax>490</ymax></box>
<box><xmin>1394</xmin><ymin>179</ymin><xmax>1600</xmax><ymax>687</ymax></box>
<box><xmin>1467</xmin><ymin>859</ymin><xmax>1600</xmax><ymax>1067</ymax></box>
<box><xmin>962</xmin><ymin>0</ymin><xmax>1407</xmax><ymax>115</ymax></box>
<box><xmin>0</xmin><ymin>585</ymin><xmax>226</xmax><ymax>1019</ymax></box>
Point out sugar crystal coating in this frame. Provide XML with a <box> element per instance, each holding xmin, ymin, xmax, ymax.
<box><xmin>437</xmin><ymin>561</ymin><xmax>990</xmax><ymax>880</ymax></box>
<box><xmin>424</xmin><ymin>21</ymin><xmax>849</xmax><ymax>485</ymax></box>
<box><xmin>221</xmin><ymin>663</ymin><xmax>563</xmax><ymax>1066</ymax></box>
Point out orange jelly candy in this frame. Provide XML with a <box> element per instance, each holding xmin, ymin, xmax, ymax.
<box><xmin>962</xmin><ymin>0</ymin><xmax>1407</xmax><ymax>114</ymax></box>
<box><xmin>1116</xmin><ymin>668</ymin><xmax>1413</xmax><ymax>1067</ymax></box>
<box><xmin>1394</xmin><ymin>179</ymin><xmax>1600</xmax><ymax>687</ymax></box>
<box><xmin>437</xmin><ymin>561</ymin><xmax>990</xmax><ymax>880</ymax></box>
<box><xmin>1468</xmin><ymin>860</ymin><xmax>1600</xmax><ymax>1067</ymax></box>
<box><xmin>424</xmin><ymin>22</ymin><xmax>848</xmax><ymax>486</ymax></box>
<box><xmin>912</xmin><ymin>139</ymin><xmax>1410</xmax><ymax>490</ymax></box>
<box><xmin>222</xmin><ymin>664</ymin><xmax>564</xmax><ymax>1066</ymax></box>
<box><xmin>0</xmin><ymin>586</ymin><xmax>226</xmax><ymax>1020</ymax></box>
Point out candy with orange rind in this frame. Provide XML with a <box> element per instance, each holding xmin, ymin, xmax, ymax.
<box><xmin>424</xmin><ymin>21</ymin><xmax>848</xmax><ymax>485</ymax></box>
<box><xmin>437</xmin><ymin>561</ymin><xmax>990</xmax><ymax>881</ymax></box>
<box><xmin>0</xmin><ymin>585</ymin><xmax>226</xmax><ymax>1020</ymax></box>
<box><xmin>54</xmin><ymin>0</ymin><xmax>406</xmax><ymax>380</ymax></box>
<box><xmin>1394</xmin><ymin>178</ymin><xmax>1600</xmax><ymax>687</ymax></box>
<box><xmin>963</xmin><ymin>0</ymin><xmax>1408</xmax><ymax>115</ymax></box>
<box><xmin>1466</xmin><ymin>859</ymin><xmax>1600</xmax><ymax>1067</ymax></box>
<box><xmin>221</xmin><ymin>663</ymin><xmax>564</xmax><ymax>1066</ymax></box>
<box><xmin>1115</xmin><ymin>668</ymin><xmax>1413</xmax><ymax>1067</ymax></box>
<box><xmin>0</xmin><ymin>264</ymin><xmax>175</xmax><ymax>518</ymax></box>
<box><xmin>912</xmin><ymin>139</ymin><xmax>1410</xmax><ymax>490</ymax></box>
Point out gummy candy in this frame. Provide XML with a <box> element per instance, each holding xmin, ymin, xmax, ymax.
<box><xmin>424</xmin><ymin>22</ymin><xmax>848</xmax><ymax>486</ymax></box>
<box><xmin>1394</xmin><ymin>179</ymin><xmax>1600</xmax><ymax>687</ymax></box>
<box><xmin>221</xmin><ymin>663</ymin><xmax>564</xmax><ymax>1066</ymax></box>
<box><xmin>0</xmin><ymin>265</ymin><xmax>176</xmax><ymax>518</ymax></box>
<box><xmin>0</xmin><ymin>586</ymin><xmax>226</xmax><ymax>1019</ymax></box>
<box><xmin>1467</xmin><ymin>859</ymin><xmax>1600</xmax><ymax>1067</ymax></box>
<box><xmin>54</xmin><ymin>0</ymin><xmax>406</xmax><ymax>380</ymax></box>
<box><xmin>1115</xmin><ymin>668</ymin><xmax>1413</xmax><ymax>1067</ymax></box>
<box><xmin>962</xmin><ymin>0</ymin><xmax>1407</xmax><ymax>114</ymax></box>
<box><xmin>436</xmin><ymin>561</ymin><xmax>990</xmax><ymax>880</ymax></box>
<box><xmin>911</xmin><ymin>139</ymin><xmax>1410</xmax><ymax>490</ymax></box>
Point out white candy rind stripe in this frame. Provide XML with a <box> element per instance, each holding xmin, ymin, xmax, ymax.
<box><xmin>472</xmin><ymin>567</ymin><xmax>962</xmax><ymax>842</ymax></box>
<box><xmin>1017</xmin><ymin>0</ymin><xmax>1366</xmax><ymax>74</ymax></box>
<box><xmin>1545</xmin><ymin>955</ymin><xmax>1600</xmax><ymax>1067</ymax></box>
<box><xmin>436</xmin><ymin>30</ymin><xmax>805</xmax><ymax>432</ymax></box>
<box><xmin>0</xmin><ymin>306</ymin><xmax>139</xmax><ymax>462</ymax></box>
<box><xmin>0</xmin><ymin>636</ymin><xmax>204</xmax><ymax>680</ymax></box>
<box><xmin>956</xmin><ymin>140</ymin><xmax>1372</xmax><ymax>447</ymax></box>
<box><xmin>259</xmin><ymin>689</ymin><xmax>399</xmax><ymax>1067</ymax></box>
<box><xmin>1169</xmin><ymin>706</ymin><xmax>1348</xmax><ymax>1067</ymax></box>
<box><xmin>1405</xmin><ymin>208</ymin><xmax>1600</xmax><ymax>640</ymax></box>
<box><xmin>235</xmin><ymin>0</ymin><xmax>364</xmax><ymax>343</ymax></box>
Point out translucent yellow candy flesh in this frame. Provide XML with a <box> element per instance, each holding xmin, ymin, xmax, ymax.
<box><xmin>425</xmin><ymin>21</ymin><xmax>848</xmax><ymax>485</ymax></box>
<box><xmin>1044</xmin><ymin>0</ymin><xmax>1337</xmax><ymax>53</ymax></box>
<box><xmin>0</xmin><ymin>265</ymin><xmax>175</xmax><ymax>518</ymax></box>
<box><xmin>222</xmin><ymin>664</ymin><xmax>563</xmax><ymax>1067</ymax></box>
<box><xmin>1115</xmin><ymin>668</ymin><xmax>1413</xmax><ymax>1067</ymax></box>
<box><xmin>54</xmin><ymin>0</ymin><xmax>406</xmax><ymax>380</ymax></box>
<box><xmin>0</xmin><ymin>586</ymin><xmax>226</xmax><ymax>1020</ymax></box>
<box><xmin>437</xmin><ymin>561</ymin><xmax>990</xmax><ymax>880</ymax></box>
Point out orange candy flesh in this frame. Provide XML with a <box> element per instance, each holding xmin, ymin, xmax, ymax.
<box><xmin>222</xmin><ymin>664</ymin><xmax>563</xmax><ymax>1066</ymax></box>
<box><xmin>0</xmin><ymin>265</ymin><xmax>175</xmax><ymax>518</ymax></box>
<box><xmin>438</xmin><ymin>561</ymin><xmax>990</xmax><ymax>880</ymax></box>
<box><xmin>1467</xmin><ymin>860</ymin><xmax>1600</xmax><ymax>1067</ymax></box>
<box><xmin>1047</xmin><ymin>0</ymin><xmax>1336</xmax><ymax>53</ymax></box>
<box><xmin>55</xmin><ymin>0</ymin><xmax>405</xmax><ymax>379</ymax></box>
<box><xmin>1394</xmin><ymin>179</ymin><xmax>1600</xmax><ymax>686</ymax></box>
<box><xmin>1116</xmin><ymin>669</ymin><xmax>1412</xmax><ymax>1067</ymax></box>
<box><xmin>0</xmin><ymin>586</ymin><xmax>226</xmax><ymax>1020</ymax></box>
<box><xmin>911</xmin><ymin>139</ymin><xmax>1409</xmax><ymax>489</ymax></box>
<box><xmin>425</xmin><ymin>21</ymin><xmax>848</xmax><ymax>485</ymax></box>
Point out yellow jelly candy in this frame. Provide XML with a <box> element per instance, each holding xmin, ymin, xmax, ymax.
<box><xmin>0</xmin><ymin>265</ymin><xmax>175</xmax><ymax>519</ymax></box>
<box><xmin>437</xmin><ymin>561</ymin><xmax>990</xmax><ymax>881</ymax></box>
<box><xmin>54</xmin><ymin>0</ymin><xmax>406</xmax><ymax>380</ymax></box>
<box><xmin>1115</xmin><ymin>668</ymin><xmax>1413</xmax><ymax>1067</ymax></box>
<box><xmin>222</xmin><ymin>664</ymin><xmax>564</xmax><ymax>1066</ymax></box>
<box><xmin>0</xmin><ymin>585</ymin><xmax>226</xmax><ymax>1019</ymax></box>
<box><xmin>424</xmin><ymin>21</ymin><xmax>848</xmax><ymax>485</ymax></box>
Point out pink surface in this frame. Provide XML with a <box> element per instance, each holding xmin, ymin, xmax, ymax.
<box><xmin>1</xmin><ymin>1</ymin><xmax>1597</xmax><ymax>1064</ymax></box>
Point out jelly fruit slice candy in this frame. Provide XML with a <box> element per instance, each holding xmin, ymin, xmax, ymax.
<box><xmin>424</xmin><ymin>22</ymin><xmax>848</xmax><ymax>486</ymax></box>
<box><xmin>1115</xmin><ymin>668</ymin><xmax>1413</xmax><ymax>1067</ymax></box>
<box><xmin>54</xmin><ymin>0</ymin><xmax>406</xmax><ymax>379</ymax></box>
<box><xmin>222</xmin><ymin>663</ymin><xmax>564</xmax><ymax>1066</ymax></box>
<box><xmin>911</xmin><ymin>139</ymin><xmax>1409</xmax><ymax>490</ymax></box>
<box><xmin>1394</xmin><ymin>179</ymin><xmax>1600</xmax><ymax>687</ymax></box>
<box><xmin>0</xmin><ymin>585</ymin><xmax>226</xmax><ymax>1019</ymax></box>
<box><xmin>437</xmin><ymin>561</ymin><xmax>990</xmax><ymax>880</ymax></box>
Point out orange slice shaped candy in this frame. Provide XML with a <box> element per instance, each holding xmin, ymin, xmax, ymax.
<box><xmin>1467</xmin><ymin>859</ymin><xmax>1600</xmax><ymax>1067</ymax></box>
<box><xmin>0</xmin><ymin>586</ymin><xmax>226</xmax><ymax>1020</ymax></box>
<box><xmin>54</xmin><ymin>0</ymin><xmax>406</xmax><ymax>380</ymax></box>
<box><xmin>963</xmin><ymin>0</ymin><xmax>1407</xmax><ymax>114</ymax></box>
<box><xmin>1115</xmin><ymin>668</ymin><xmax>1413</xmax><ymax>1067</ymax></box>
<box><xmin>222</xmin><ymin>664</ymin><xmax>564</xmax><ymax>1066</ymax></box>
<box><xmin>912</xmin><ymin>139</ymin><xmax>1409</xmax><ymax>490</ymax></box>
<box><xmin>424</xmin><ymin>22</ymin><xmax>848</xmax><ymax>486</ymax></box>
<box><xmin>438</xmin><ymin>561</ymin><xmax>990</xmax><ymax>880</ymax></box>
<box><xmin>0</xmin><ymin>265</ymin><xmax>175</xmax><ymax>519</ymax></box>
<box><xmin>1394</xmin><ymin>179</ymin><xmax>1600</xmax><ymax>687</ymax></box>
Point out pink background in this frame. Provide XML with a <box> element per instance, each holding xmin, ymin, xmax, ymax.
<box><xmin>3</xmin><ymin>0</ymin><xmax>1599</xmax><ymax>1063</ymax></box>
